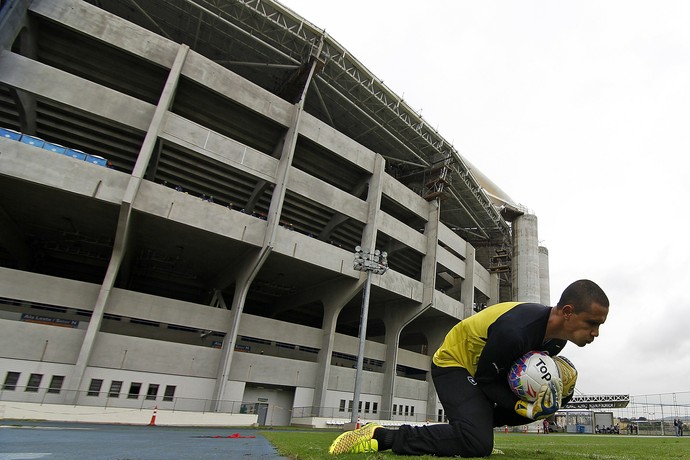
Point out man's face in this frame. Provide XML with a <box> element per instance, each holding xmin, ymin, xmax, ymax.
<box><xmin>565</xmin><ymin>302</ymin><xmax>608</xmax><ymax>347</ymax></box>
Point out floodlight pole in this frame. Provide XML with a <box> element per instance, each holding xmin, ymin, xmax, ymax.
<box><xmin>351</xmin><ymin>246</ymin><xmax>388</xmax><ymax>424</ymax></box>
<box><xmin>350</xmin><ymin>270</ymin><xmax>371</xmax><ymax>424</ymax></box>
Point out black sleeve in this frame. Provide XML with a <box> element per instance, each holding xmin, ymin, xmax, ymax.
<box><xmin>474</xmin><ymin>321</ymin><xmax>527</xmax><ymax>410</ymax></box>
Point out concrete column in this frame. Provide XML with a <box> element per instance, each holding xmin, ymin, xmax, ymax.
<box><xmin>379</xmin><ymin>200</ymin><xmax>438</xmax><ymax>419</ymax></box>
<box><xmin>262</xmin><ymin>96</ymin><xmax>305</xmax><ymax>248</ymax></box>
<box><xmin>0</xmin><ymin>0</ymin><xmax>31</xmax><ymax>51</ymax></box>
<box><xmin>539</xmin><ymin>246</ymin><xmax>551</xmax><ymax>306</ymax></box>
<box><xmin>3</xmin><ymin>3</ymin><xmax>37</xmax><ymax>134</ymax></box>
<box><xmin>379</xmin><ymin>318</ymin><xmax>399</xmax><ymax>420</ymax></box>
<box><xmin>488</xmin><ymin>271</ymin><xmax>500</xmax><ymax>306</ymax></box>
<box><xmin>379</xmin><ymin>302</ymin><xmax>431</xmax><ymax>419</ymax></box>
<box><xmin>360</xmin><ymin>154</ymin><xmax>385</xmax><ymax>251</ymax></box>
<box><xmin>343</xmin><ymin>154</ymin><xmax>386</xmax><ymax>425</ymax></box>
<box><xmin>210</xmin><ymin>247</ymin><xmax>270</xmax><ymax>411</ymax></box>
<box><xmin>65</xmin><ymin>45</ymin><xmax>189</xmax><ymax>403</ymax></box>
<box><xmin>512</xmin><ymin>213</ymin><xmax>540</xmax><ymax>303</ymax></box>
<box><xmin>308</xmin><ymin>278</ymin><xmax>363</xmax><ymax>416</ymax></box>
<box><xmin>210</xmin><ymin>59</ymin><xmax>319</xmax><ymax>410</ymax></box>
<box><xmin>421</xmin><ymin>200</ymin><xmax>440</xmax><ymax>307</ymax></box>
<box><xmin>314</xmin><ymin>305</ymin><xmax>343</xmax><ymax>416</ymax></box>
<box><xmin>423</xmin><ymin>318</ymin><xmax>456</xmax><ymax>421</ymax></box>
<box><xmin>461</xmin><ymin>242</ymin><xmax>476</xmax><ymax>318</ymax></box>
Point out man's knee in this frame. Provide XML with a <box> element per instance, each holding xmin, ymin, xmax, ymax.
<box><xmin>448</xmin><ymin>421</ymin><xmax>493</xmax><ymax>457</ymax></box>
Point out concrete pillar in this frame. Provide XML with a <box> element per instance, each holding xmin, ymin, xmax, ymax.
<box><xmin>461</xmin><ymin>242</ymin><xmax>476</xmax><ymax>318</ymax></box>
<box><xmin>66</xmin><ymin>45</ymin><xmax>190</xmax><ymax>403</ymax></box>
<box><xmin>0</xmin><ymin>0</ymin><xmax>31</xmax><ymax>51</ymax></box>
<box><xmin>379</xmin><ymin>309</ymin><xmax>421</xmax><ymax>419</ymax></box>
<box><xmin>379</xmin><ymin>299</ymin><xmax>434</xmax><ymax>420</ymax></box>
<box><xmin>511</xmin><ymin>213</ymin><xmax>540</xmax><ymax>303</ymax></box>
<box><xmin>423</xmin><ymin>318</ymin><xmax>455</xmax><ymax>421</ymax></box>
<box><xmin>313</xmin><ymin>305</ymin><xmax>344</xmax><ymax>416</ymax></box>
<box><xmin>488</xmin><ymin>271</ymin><xmax>500</xmax><ymax>306</ymax></box>
<box><xmin>344</xmin><ymin>154</ymin><xmax>386</xmax><ymax>424</ymax></box>
<box><xmin>210</xmin><ymin>247</ymin><xmax>270</xmax><ymax>411</ymax></box>
<box><xmin>539</xmin><ymin>246</ymin><xmax>551</xmax><ymax>306</ymax></box>
<box><xmin>308</xmin><ymin>278</ymin><xmax>363</xmax><ymax>416</ymax></box>
<box><xmin>380</xmin><ymin>309</ymin><xmax>403</xmax><ymax>420</ymax></box>
<box><xmin>360</xmin><ymin>154</ymin><xmax>385</xmax><ymax>251</ymax></box>
<box><xmin>379</xmin><ymin>200</ymin><xmax>438</xmax><ymax>419</ymax></box>
<box><xmin>3</xmin><ymin>2</ymin><xmax>37</xmax><ymax>134</ymax></box>
<box><xmin>211</xmin><ymin>59</ymin><xmax>320</xmax><ymax>410</ymax></box>
<box><xmin>422</xmin><ymin>200</ymin><xmax>440</xmax><ymax>306</ymax></box>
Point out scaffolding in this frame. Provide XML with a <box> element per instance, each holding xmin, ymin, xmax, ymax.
<box><xmin>423</xmin><ymin>157</ymin><xmax>452</xmax><ymax>201</ymax></box>
<box><xmin>489</xmin><ymin>248</ymin><xmax>511</xmax><ymax>273</ymax></box>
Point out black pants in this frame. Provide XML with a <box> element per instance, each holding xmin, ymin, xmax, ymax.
<box><xmin>390</xmin><ymin>365</ymin><xmax>530</xmax><ymax>457</ymax></box>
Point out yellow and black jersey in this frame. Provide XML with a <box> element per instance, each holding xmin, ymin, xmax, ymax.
<box><xmin>432</xmin><ymin>302</ymin><xmax>566</xmax><ymax>409</ymax></box>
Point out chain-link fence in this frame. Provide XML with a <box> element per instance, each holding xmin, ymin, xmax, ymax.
<box><xmin>614</xmin><ymin>392</ymin><xmax>690</xmax><ymax>421</ymax></box>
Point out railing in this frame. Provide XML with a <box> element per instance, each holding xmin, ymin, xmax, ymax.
<box><xmin>291</xmin><ymin>405</ymin><xmax>435</xmax><ymax>423</ymax></box>
<box><xmin>1</xmin><ymin>388</ymin><xmax>437</xmax><ymax>424</ymax></box>
<box><xmin>0</xmin><ymin>385</ymin><xmax>249</xmax><ymax>414</ymax></box>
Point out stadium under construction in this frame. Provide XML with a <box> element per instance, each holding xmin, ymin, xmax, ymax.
<box><xmin>0</xmin><ymin>0</ymin><xmax>611</xmax><ymax>427</ymax></box>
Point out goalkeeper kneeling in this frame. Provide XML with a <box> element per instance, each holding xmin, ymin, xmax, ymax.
<box><xmin>329</xmin><ymin>279</ymin><xmax>608</xmax><ymax>457</ymax></box>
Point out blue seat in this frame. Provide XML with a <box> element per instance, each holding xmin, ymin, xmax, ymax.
<box><xmin>0</xmin><ymin>127</ymin><xmax>21</xmax><ymax>140</ymax></box>
<box><xmin>85</xmin><ymin>154</ymin><xmax>108</xmax><ymax>167</ymax></box>
<box><xmin>43</xmin><ymin>142</ymin><xmax>67</xmax><ymax>154</ymax></box>
<box><xmin>65</xmin><ymin>149</ymin><xmax>87</xmax><ymax>160</ymax></box>
<box><xmin>20</xmin><ymin>135</ymin><xmax>45</xmax><ymax>148</ymax></box>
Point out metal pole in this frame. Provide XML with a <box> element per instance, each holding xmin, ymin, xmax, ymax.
<box><xmin>350</xmin><ymin>270</ymin><xmax>372</xmax><ymax>424</ymax></box>
<box><xmin>660</xmin><ymin>394</ymin><xmax>664</xmax><ymax>436</ymax></box>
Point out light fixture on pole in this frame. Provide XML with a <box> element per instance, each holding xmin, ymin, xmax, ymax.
<box><xmin>350</xmin><ymin>245</ymin><xmax>388</xmax><ymax>424</ymax></box>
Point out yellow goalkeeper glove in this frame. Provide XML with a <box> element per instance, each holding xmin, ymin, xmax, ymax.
<box><xmin>515</xmin><ymin>380</ymin><xmax>562</xmax><ymax>420</ymax></box>
<box><xmin>554</xmin><ymin>355</ymin><xmax>577</xmax><ymax>399</ymax></box>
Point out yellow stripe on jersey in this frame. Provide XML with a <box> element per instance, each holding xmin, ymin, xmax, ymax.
<box><xmin>432</xmin><ymin>302</ymin><xmax>524</xmax><ymax>375</ymax></box>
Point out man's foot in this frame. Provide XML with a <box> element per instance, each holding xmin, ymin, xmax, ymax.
<box><xmin>328</xmin><ymin>422</ymin><xmax>381</xmax><ymax>455</ymax></box>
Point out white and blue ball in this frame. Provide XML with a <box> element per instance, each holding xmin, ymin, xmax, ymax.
<box><xmin>508</xmin><ymin>351</ymin><xmax>560</xmax><ymax>402</ymax></box>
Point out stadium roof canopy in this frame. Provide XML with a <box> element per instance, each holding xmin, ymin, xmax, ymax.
<box><xmin>85</xmin><ymin>0</ymin><xmax>514</xmax><ymax>247</ymax></box>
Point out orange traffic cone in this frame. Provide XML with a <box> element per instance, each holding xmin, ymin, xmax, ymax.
<box><xmin>149</xmin><ymin>406</ymin><xmax>158</xmax><ymax>426</ymax></box>
<box><xmin>355</xmin><ymin>415</ymin><xmax>361</xmax><ymax>429</ymax></box>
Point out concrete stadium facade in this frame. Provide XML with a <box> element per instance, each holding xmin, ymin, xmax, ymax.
<box><xmin>0</xmin><ymin>0</ymin><xmax>548</xmax><ymax>426</ymax></box>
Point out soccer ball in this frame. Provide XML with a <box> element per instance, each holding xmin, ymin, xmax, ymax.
<box><xmin>508</xmin><ymin>351</ymin><xmax>560</xmax><ymax>402</ymax></box>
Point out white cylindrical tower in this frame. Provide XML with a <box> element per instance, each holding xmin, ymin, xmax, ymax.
<box><xmin>512</xmin><ymin>213</ymin><xmax>540</xmax><ymax>302</ymax></box>
<box><xmin>539</xmin><ymin>246</ymin><xmax>550</xmax><ymax>306</ymax></box>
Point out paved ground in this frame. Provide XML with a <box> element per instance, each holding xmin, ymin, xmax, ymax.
<box><xmin>0</xmin><ymin>421</ymin><xmax>288</xmax><ymax>459</ymax></box>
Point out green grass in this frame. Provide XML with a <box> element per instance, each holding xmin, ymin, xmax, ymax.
<box><xmin>260</xmin><ymin>430</ymin><xmax>690</xmax><ymax>460</ymax></box>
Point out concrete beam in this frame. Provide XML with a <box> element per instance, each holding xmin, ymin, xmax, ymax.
<box><xmin>30</xmin><ymin>0</ymin><xmax>178</xmax><ymax>68</ymax></box>
<box><xmin>0</xmin><ymin>51</ymin><xmax>154</xmax><ymax>132</ymax></box>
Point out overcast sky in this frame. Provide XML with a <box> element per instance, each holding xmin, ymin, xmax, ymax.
<box><xmin>278</xmin><ymin>0</ymin><xmax>690</xmax><ymax>398</ymax></box>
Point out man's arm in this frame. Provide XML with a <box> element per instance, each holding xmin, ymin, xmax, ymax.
<box><xmin>474</xmin><ymin>325</ymin><xmax>526</xmax><ymax>410</ymax></box>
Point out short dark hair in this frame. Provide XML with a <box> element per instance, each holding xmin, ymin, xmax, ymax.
<box><xmin>556</xmin><ymin>279</ymin><xmax>609</xmax><ymax>312</ymax></box>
